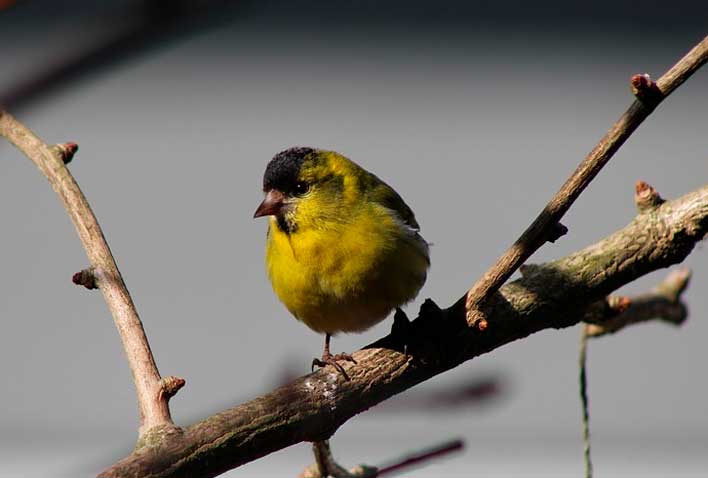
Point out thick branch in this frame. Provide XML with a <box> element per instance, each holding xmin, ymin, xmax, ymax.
<box><xmin>0</xmin><ymin>111</ymin><xmax>180</xmax><ymax>436</ymax></box>
<box><xmin>463</xmin><ymin>34</ymin><xmax>708</xmax><ymax>327</ymax></box>
<box><xmin>100</xmin><ymin>185</ymin><xmax>707</xmax><ymax>478</ymax></box>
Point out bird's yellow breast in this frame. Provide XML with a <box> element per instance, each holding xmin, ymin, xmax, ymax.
<box><xmin>265</xmin><ymin>205</ymin><xmax>428</xmax><ymax>334</ymax></box>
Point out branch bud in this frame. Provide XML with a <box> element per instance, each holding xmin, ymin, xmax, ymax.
<box><xmin>630</xmin><ymin>73</ymin><xmax>662</xmax><ymax>105</ymax></box>
<box><xmin>635</xmin><ymin>180</ymin><xmax>665</xmax><ymax>211</ymax></box>
<box><xmin>159</xmin><ymin>376</ymin><xmax>186</xmax><ymax>401</ymax></box>
<box><xmin>50</xmin><ymin>142</ymin><xmax>78</xmax><ymax>164</ymax></box>
<box><xmin>72</xmin><ymin>268</ymin><xmax>97</xmax><ymax>289</ymax></box>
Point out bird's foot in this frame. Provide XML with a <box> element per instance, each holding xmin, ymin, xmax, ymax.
<box><xmin>312</xmin><ymin>351</ymin><xmax>357</xmax><ymax>380</ymax></box>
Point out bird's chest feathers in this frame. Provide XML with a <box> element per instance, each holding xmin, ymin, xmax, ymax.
<box><xmin>266</xmin><ymin>213</ymin><xmax>393</xmax><ymax>297</ymax></box>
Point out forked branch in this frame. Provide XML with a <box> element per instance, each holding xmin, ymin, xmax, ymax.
<box><xmin>1</xmin><ymin>32</ymin><xmax>706</xmax><ymax>478</ymax></box>
<box><xmin>100</xmin><ymin>183</ymin><xmax>707</xmax><ymax>478</ymax></box>
<box><xmin>463</xmin><ymin>34</ymin><xmax>708</xmax><ymax>327</ymax></box>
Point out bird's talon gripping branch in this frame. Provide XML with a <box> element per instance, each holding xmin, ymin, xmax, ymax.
<box><xmin>312</xmin><ymin>352</ymin><xmax>356</xmax><ymax>380</ymax></box>
<box><xmin>333</xmin><ymin>353</ymin><xmax>357</xmax><ymax>365</ymax></box>
<box><xmin>254</xmin><ymin>148</ymin><xmax>429</xmax><ymax>380</ymax></box>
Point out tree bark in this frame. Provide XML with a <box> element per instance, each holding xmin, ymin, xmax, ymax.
<box><xmin>99</xmin><ymin>184</ymin><xmax>707</xmax><ymax>478</ymax></box>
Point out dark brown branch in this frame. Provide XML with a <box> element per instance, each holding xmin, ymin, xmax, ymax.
<box><xmin>0</xmin><ymin>111</ymin><xmax>182</xmax><ymax>437</ymax></box>
<box><xmin>301</xmin><ymin>441</ymin><xmax>377</xmax><ymax>478</ymax></box>
<box><xmin>463</xmin><ymin>34</ymin><xmax>708</xmax><ymax>327</ymax></box>
<box><xmin>376</xmin><ymin>439</ymin><xmax>464</xmax><ymax>476</ymax></box>
<box><xmin>100</xmin><ymin>184</ymin><xmax>708</xmax><ymax>478</ymax></box>
<box><xmin>300</xmin><ymin>439</ymin><xmax>463</xmax><ymax>478</ymax></box>
<box><xmin>585</xmin><ymin>268</ymin><xmax>690</xmax><ymax>338</ymax></box>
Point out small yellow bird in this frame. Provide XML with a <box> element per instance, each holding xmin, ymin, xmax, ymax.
<box><xmin>254</xmin><ymin>147</ymin><xmax>429</xmax><ymax>374</ymax></box>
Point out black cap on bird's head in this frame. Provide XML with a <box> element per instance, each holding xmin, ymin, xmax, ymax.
<box><xmin>262</xmin><ymin>147</ymin><xmax>314</xmax><ymax>193</ymax></box>
<box><xmin>254</xmin><ymin>147</ymin><xmax>315</xmax><ymax>219</ymax></box>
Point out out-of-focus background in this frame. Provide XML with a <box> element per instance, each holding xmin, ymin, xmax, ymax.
<box><xmin>1</xmin><ymin>1</ymin><xmax>706</xmax><ymax>477</ymax></box>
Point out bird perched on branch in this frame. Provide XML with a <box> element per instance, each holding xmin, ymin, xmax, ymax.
<box><xmin>254</xmin><ymin>147</ymin><xmax>429</xmax><ymax>376</ymax></box>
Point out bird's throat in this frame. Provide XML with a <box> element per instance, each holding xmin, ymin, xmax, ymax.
<box><xmin>276</xmin><ymin>213</ymin><xmax>297</xmax><ymax>235</ymax></box>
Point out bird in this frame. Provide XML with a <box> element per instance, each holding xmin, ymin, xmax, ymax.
<box><xmin>254</xmin><ymin>147</ymin><xmax>429</xmax><ymax>376</ymax></box>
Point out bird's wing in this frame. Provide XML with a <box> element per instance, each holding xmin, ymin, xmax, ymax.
<box><xmin>369</xmin><ymin>177</ymin><xmax>421</xmax><ymax>231</ymax></box>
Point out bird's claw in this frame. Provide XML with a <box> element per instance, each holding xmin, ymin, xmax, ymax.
<box><xmin>312</xmin><ymin>352</ymin><xmax>357</xmax><ymax>380</ymax></box>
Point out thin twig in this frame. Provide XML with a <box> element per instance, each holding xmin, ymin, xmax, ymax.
<box><xmin>0</xmin><ymin>111</ymin><xmax>182</xmax><ymax>437</ymax></box>
<box><xmin>376</xmin><ymin>439</ymin><xmax>464</xmax><ymax>476</ymax></box>
<box><xmin>301</xmin><ymin>439</ymin><xmax>464</xmax><ymax>478</ymax></box>
<box><xmin>464</xmin><ymin>34</ymin><xmax>708</xmax><ymax>327</ymax></box>
<box><xmin>6</xmin><ymin>33</ymin><xmax>707</xmax><ymax>478</ymax></box>
<box><xmin>579</xmin><ymin>326</ymin><xmax>593</xmax><ymax>478</ymax></box>
<box><xmin>301</xmin><ymin>440</ymin><xmax>377</xmax><ymax>478</ymax></box>
<box><xmin>584</xmin><ymin>268</ymin><xmax>691</xmax><ymax>338</ymax></box>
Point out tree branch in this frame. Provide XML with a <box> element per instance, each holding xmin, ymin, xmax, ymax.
<box><xmin>3</xmin><ymin>32</ymin><xmax>705</xmax><ymax>478</ymax></box>
<box><xmin>300</xmin><ymin>439</ymin><xmax>464</xmax><ymax>478</ymax></box>
<box><xmin>100</xmin><ymin>183</ymin><xmax>707</xmax><ymax>478</ymax></box>
<box><xmin>0</xmin><ymin>111</ymin><xmax>182</xmax><ymax>437</ymax></box>
<box><xmin>463</xmin><ymin>34</ymin><xmax>708</xmax><ymax>327</ymax></box>
<box><xmin>584</xmin><ymin>268</ymin><xmax>690</xmax><ymax>338</ymax></box>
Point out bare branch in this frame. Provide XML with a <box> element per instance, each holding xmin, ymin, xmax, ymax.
<box><xmin>4</xmin><ymin>31</ymin><xmax>706</xmax><ymax>478</ymax></box>
<box><xmin>0</xmin><ymin>111</ymin><xmax>182</xmax><ymax>437</ymax></box>
<box><xmin>299</xmin><ymin>439</ymin><xmax>465</xmax><ymax>478</ymax></box>
<box><xmin>100</xmin><ymin>184</ymin><xmax>708</xmax><ymax>478</ymax></box>
<box><xmin>463</xmin><ymin>34</ymin><xmax>708</xmax><ymax>327</ymax></box>
<box><xmin>585</xmin><ymin>268</ymin><xmax>691</xmax><ymax>338</ymax></box>
<box><xmin>301</xmin><ymin>441</ymin><xmax>377</xmax><ymax>478</ymax></box>
<box><xmin>375</xmin><ymin>439</ymin><xmax>464</xmax><ymax>476</ymax></box>
<box><xmin>300</xmin><ymin>439</ymin><xmax>463</xmax><ymax>478</ymax></box>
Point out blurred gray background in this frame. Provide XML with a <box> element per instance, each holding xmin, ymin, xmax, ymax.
<box><xmin>1</xmin><ymin>1</ymin><xmax>706</xmax><ymax>477</ymax></box>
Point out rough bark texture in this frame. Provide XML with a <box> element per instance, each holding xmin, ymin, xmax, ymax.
<box><xmin>100</xmin><ymin>185</ymin><xmax>707</xmax><ymax>478</ymax></box>
<box><xmin>3</xmin><ymin>33</ymin><xmax>706</xmax><ymax>478</ymax></box>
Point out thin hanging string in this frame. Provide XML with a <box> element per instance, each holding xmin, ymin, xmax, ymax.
<box><xmin>579</xmin><ymin>325</ymin><xmax>593</xmax><ymax>478</ymax></box>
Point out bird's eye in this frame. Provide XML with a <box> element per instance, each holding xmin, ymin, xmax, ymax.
<box><xmin>294</xmin><ymin>181</ymin><xmax>309</xmax><ymax>195</ymax></box>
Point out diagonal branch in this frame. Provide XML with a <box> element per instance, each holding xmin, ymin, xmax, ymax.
<box><xmin>3</xmin><ymin>31</ymin><xmax>705</xmax><ymax>478</ymax></box>
<box><xmin>0</xmin><ymin>111</ymin><xmax>183</xmax><ymax>438</ymax></box>
<box><xmin>463</xmin><ymin>34</ymin><xmax>708</xmax><ymax>327</ymax></box>
<box><xmin>100</xmin><ymin>184</ymin><xmax>708</xmax><ymax>478</ymax></box>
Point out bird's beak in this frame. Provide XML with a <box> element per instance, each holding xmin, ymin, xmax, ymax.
<box><xmin>254</xmin><ymin>189</ymin><xmax>285</xmax><ymax>218</ymax></box>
